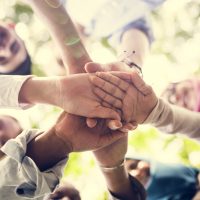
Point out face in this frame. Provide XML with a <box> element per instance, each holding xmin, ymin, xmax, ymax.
<box><xmin>125</xmin><ymin>159</ymin><xmax>150</xmax><ymax>186</ymax></box>
<box><xmin>0</xmin><ymin>22</ymin><xmax>27</xmax><ymax>73</ymax></box>
<box><xmin>162</xmin><ymin>79</ymin><xmax>200</xmax><ymax>112</ymax></box>
<box><xmin>0</xmin><ymin>115</ymin><xmax>22</xmax><ymax>146</ymax></box>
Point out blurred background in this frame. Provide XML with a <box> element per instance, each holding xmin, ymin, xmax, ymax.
<box><xmin>0</xmin><ymin>0</ymin><xmax>200</xmax><ymax>199</ymax></box>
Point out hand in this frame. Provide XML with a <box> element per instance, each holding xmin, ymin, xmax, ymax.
<box><xmin>54</xmin><ymin>112</ymin><xmax>126</xmax><ymax>152</ymax></box>
<box><xmin>45</xmin><ymin>181</ymin><xmax>81</xmax><ymax>200</ymax></box>
<box><xmin>84</xmin><ymin>62</ymin><xmax>137</xmax><ymax>130</ymax></box>
<box><xmin>90</xmin><ymin>71</ymin><xmax>158</xmax><ymax>124</ymax></box>
<box><xmin>59</xmin><ymin>73</ymin><xmax>122</xmax><ymax>120</ymax></box>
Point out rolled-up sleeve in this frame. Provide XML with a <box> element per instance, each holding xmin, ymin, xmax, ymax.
<box><xmin>0</xmin><ymin>75</ymin><xmax>33</xmax><ymax>109</ymax></box>
<box><xmin>0</xmin><ymin>129</ymin><xmax>67</xmax><ymax>200</ymax></box>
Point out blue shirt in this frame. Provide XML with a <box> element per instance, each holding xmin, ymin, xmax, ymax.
<box><xmin>147</xmin><ymin>160</ymin><xmax>199</xmax><ymax>200</ymax></box>
<box><xmin>66</xmin><ymin>0</ymin><xmax>166</xmax><ymax>47</ymax></box>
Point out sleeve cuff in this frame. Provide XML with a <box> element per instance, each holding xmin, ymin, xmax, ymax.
<box><xmin>0</xmin><ymin>75</ymin><xmax>34</xmax><ymax>109</ymax></box>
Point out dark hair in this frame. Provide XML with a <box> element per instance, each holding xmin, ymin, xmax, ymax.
<box><xmin>0</xmin><ymin>53</ymin><xmax>32</xmax><ymax>75</ymax></box>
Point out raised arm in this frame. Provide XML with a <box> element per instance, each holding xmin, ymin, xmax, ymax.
<box><xmin>28</xmin><ymin>0</ymin><xmax>91</xmax><ymax>74</ymax></box>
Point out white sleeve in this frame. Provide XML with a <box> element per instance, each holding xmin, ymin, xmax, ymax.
<box><xmin>0</xmin><ymin>129</ymin><xmax>68</xmax><ymax>200</ymax></box>
<box><xmin>0</xmin><ymin>75</ymin><xmax>33</xmax><ymax>109</ymax></box>
<box><xmin>144</xmin><ymin>98</ymin><xmax>200</xmax><ymax>141</ymax></box>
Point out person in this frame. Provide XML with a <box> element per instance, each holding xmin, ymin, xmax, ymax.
<box><xmin>161</xmin><ymin>77</ymin><xmax>200</xmax><ymax>112</ymax></box>
<box><xmin>0</xmin><ymin>108</ymin><xmax>130</xmax><ymax>200</ymax></box>
<box><xmin>0</xmin><ymin>113</ymin><xmax>81</xmax><ymax>200</ymax></box>
<box><xmin>3</xmin><ymin>1</ymin><xmax>154</xmax><ymax>199</ymax></box>
<box><xmin>125</xmin><ymin>157</ymin><xmax>200</xmax><ymax>200</ymax></box>
<box><xmin>0</xmin><ymin>1</ymin><xmax>146</xmax><ymax>199</ymax></box>
<box><xmin>0</xmin><ymin>21</ymin><xmax>32</xmax><ymax>75</ymax></box>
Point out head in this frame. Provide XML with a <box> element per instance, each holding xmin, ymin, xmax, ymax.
<box><xmin>0</xmin><ymin>115</ymin><xmax>23</xmax><ymax>147</ymax></box>
<box><xmin>0</xmin><ymin>21</ymin><xmax>31</xmax><ymax>75</ymax></box>
<box><xmin>162</xmin><ymin>78</ymin><xmax>200</xmax><ymax>112</ymax></box>
<box><xmin>125</xmin><ymin>158</ymin><xmax>151</xmax><ymax>186</ymax></box>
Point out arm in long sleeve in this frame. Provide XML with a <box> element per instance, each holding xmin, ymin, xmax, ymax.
<box><xmin>144</xmin><ymin>98</ymin><xmax>200</xmax><ymax>140</ymax></box>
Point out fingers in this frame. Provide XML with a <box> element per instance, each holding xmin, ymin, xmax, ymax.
<box><xmin>119</xmin><ymin>122</ymin><xmax>138</xmax><ymax>133</ymax></box>
<box><xmin>130</xmin><ymin>72</ymin><xmax>153</xmax><ymax>96</ymax></box>
<box><xmin>90</xmin><ymin>75</ymin><xmax>125</xmax><ymax>100</ymax></box>
<box><xmin>84</xmin><ymin>62</ymin><xmax>105</xmax><ymax>73</ymax></box>
<box><xmin>94</xmin><ymin>87</ymin><xmax>122</xmax><ymax>109</ymax></box>
<box><xmin>93</xmin><ymin>106</ymin><xmax>121</xmax><ymax>120</ymax></box>
<box><xmin>95</xmin><ymin>72</ymin><xmax>130</xmax><ymax>92</ymax></box>
<box><xmin>86</xmin><ymin>118</ymin><xmax>97</xmax><ymax>128</ymax></box>
<box><xmin>106</xmin><ymin>119</ymin><xmax>123</xmax><ymax>130</ymax></box>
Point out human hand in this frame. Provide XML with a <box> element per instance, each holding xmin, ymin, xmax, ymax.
<box><xmin>45</xmin><ymin>181</ymin><xmax>81</xmax><ymax>200</ymax></box>
<box><xmin>84</xmin><ymin>61</ymin><xmax>136</xmax><ymax>130</ymax></box>
<box><xmin>90</xmin><ymin>71</ymin><xmax>158</xmax><ymax>124</ymax></box>
<box><xmin>54</xmin><ymin>112</ymin><xmax>126</xmax><ymax>152</ymax></box>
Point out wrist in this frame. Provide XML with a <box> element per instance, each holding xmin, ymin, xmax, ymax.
<box><xmin>27</xmin><ymin>126</ymin><xmax>71</xmax><ymax>171</ymax></box>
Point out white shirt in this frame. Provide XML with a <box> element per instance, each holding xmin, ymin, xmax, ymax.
<box><xmin>0</xmin><ymin>75</ymin><xmax>32</xmax><ymax>109</ymax></box>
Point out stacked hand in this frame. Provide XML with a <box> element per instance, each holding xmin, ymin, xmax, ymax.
<box><xmin>90</xmin><ymin>70</ymin><xmax>158</xmax><ymax>125</ymax></box>
<box><xmin>85</xmin><ymin>62</ymin><xmax>158</xmax><ymax>128</ymax></box>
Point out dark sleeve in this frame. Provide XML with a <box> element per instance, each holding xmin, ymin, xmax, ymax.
<box><xmin>109</xmin><ymin>174</ymin><xmax>146</xmax><ymax>200</ymax></box>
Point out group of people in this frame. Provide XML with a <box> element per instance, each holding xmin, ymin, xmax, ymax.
<box><xmin>0</xmin><ymin>0</ymin><xmax>200</xmax><ymax>200</ymax></box>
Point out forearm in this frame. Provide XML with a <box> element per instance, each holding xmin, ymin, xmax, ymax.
<box><xmin>144</xmin><ymin>98</ymin><xmax>200</xmax><ymax>140</ymax></box>
<box><xmin>118</xmin><ymin>28</ymin><xmax>149</xmax><ymax>67</ymax></box>
<box><xmin>29</xmin><ymin>0</ymin><xmax>91</xmax><ymax>74</ymax></box>
<box><xmin>100</xmin><ymin>165</ymin><xmax>137</xmax><ymax>199</ymax></box>
<box><xmin>26</xmin><ymin>127</ymin><xmax>70</xmax><ymax>171</ymax></box>
<box><xmin>18</xmin><ymin>76</ymin><xmax>60</xmax><ymax>106</ymax></box>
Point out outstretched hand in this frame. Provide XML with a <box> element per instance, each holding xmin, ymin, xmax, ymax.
<box><xmin>85</xmin><ymin>61</ymin><xmax>138</xmax><ymax>130</ymax></box>
<box><xmin>90</xmin><ymin>71</ymin><xmax>158</xmax><ymax>124</ymax></box>
<box><xmin>56</xmin><ymin>73</ymin><xmax>120</xmax><ymax>120</ymax></box>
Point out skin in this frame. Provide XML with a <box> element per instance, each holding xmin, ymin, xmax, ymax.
<box><xmin>26</xmin><ymin>1</ymin><xmax>146</xmax><ymax>199</ymax></box>
<box><xmin>0</xmin><ymin>115</ymin><xmax>22</xmax><ymax>146</ymax></box>
<box><xmin>0</xmin><ymin>22</ymin><xmax>27</xmax><ymax>73</ymax></box>
<box><xmin>19</xmin><ymin>74</ymin><xmax>121</xmax><ymax>121</ymax></box>
<box><xmin>26</xmin><ymin>111</ymin><xmax>126</xmax><ymax>171</ymax></box>
<box><xmin>90</xmin><ymin>69</ymin><xmax>158</xmax><ymax>125</ymax></box>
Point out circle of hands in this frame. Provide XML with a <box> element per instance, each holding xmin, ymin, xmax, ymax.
<box><xmin>54</xmin><ymin>61</ymin><xmax>158</xmax><ymax>154</ymax></box>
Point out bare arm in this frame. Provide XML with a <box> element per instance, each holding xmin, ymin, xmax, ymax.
<box><xmin>118</xmin><ymin>28</ymin><xmax>149</xmax><ymax>67</ymax></box>
<box><xmin>28</xmin><ymin>0</ymin><xmax>91</xmax><ymax>74</ymax></box>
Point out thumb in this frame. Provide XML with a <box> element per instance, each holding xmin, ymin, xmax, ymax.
<box><xmin>85</xmin><ymin>62</ymin><xmax>105</xmax><ymax>73</ymax></box>
<box><xmin>93</xmin><ymin>107</ymin><xmax>121</xmax><ymax>120</ymax></box>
